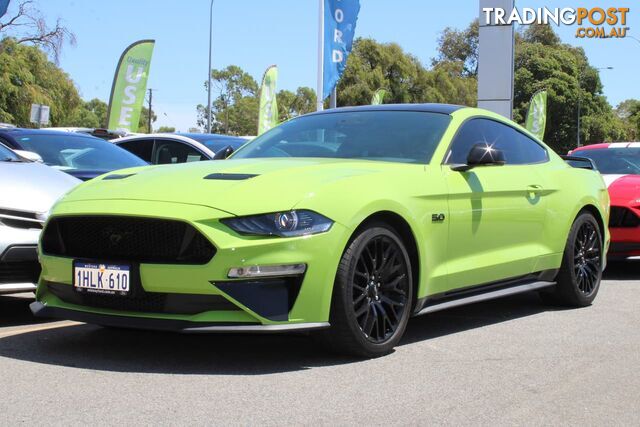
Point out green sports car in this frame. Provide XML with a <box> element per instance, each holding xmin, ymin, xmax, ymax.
<box><xmin>32</xmin><ymin>104</ymin><xmax>610</xmax><ymax>357</ymax></box>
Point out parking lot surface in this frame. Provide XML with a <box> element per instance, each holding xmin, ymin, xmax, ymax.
<box><xmin>1</xmin><ymin>261</ymin><xmax>639</xmax><ymax>425</ymax></box>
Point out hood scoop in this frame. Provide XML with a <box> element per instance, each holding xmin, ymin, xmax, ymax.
<box><xmin>204</xmin><ymin>173</ymin><xmax>258</xmax><ymax>180</ymax></box>
<box><xmin>103</xmin><ymin>173</ymin><xmax>136</xmax><ymax>180</ymax></box>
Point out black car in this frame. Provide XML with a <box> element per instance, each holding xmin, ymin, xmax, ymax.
<box><xmin>0</xmin><ymin>129</ymin><xmax>147</xmax><ymax>180</ymax></box>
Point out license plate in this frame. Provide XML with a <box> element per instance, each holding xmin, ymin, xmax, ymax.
<box><xmin>73</xmin><ymin>262</ymin><xmax>130</xmax><ymax>294</ymax></box>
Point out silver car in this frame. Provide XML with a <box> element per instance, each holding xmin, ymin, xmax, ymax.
<box><xmin>0</xmin><ymin>144</ymin><xmax>79</xmax><ymax>294</ymax></box>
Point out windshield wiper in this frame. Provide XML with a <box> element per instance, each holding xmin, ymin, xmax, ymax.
<box><xmin>0</xmin><ymin>157</ymin><xmax>23</xmax><ymax>162</ymax></box>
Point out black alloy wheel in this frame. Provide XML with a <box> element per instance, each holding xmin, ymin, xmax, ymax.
<box><xmin>352</xmin><ymin>235</ymin><xmax>410</xmax><ymax>343</ymax></box>
<box><xmin>322</xmin><ymin>223</ymin><xmax>414</xmax><ymax>358</ymax></box>
<box><xmin>573</xmin><ymin>220</ymin><xmax>602</xmax><ymax>296</ymax></box>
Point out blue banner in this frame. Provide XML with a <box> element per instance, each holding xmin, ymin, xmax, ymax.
<box><xmin>0</xmin><ymin>0</ymin><xmax>10</xmax><ymax>18</ymax></box>
<box><xmin>323</xmin><ymin>0</ymin><xmax>360</xmax><ymax>100</ymax></box>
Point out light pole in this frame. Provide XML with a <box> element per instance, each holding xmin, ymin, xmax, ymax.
<box><xmin>577</xmin><ymin>66</ymin><xmax>613</xmax><ymax>147</ymax></box>
<box><xmin>207</xmin><ymin>0</ymin><xmax>214</xmax><ymax>134</ymax></box>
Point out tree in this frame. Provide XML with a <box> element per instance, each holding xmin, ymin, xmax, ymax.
<box><xmin>336</xmin><ymin>38</ymin><xmax>476</xmax><ymax>107</ymax></box>
<box><xmin>432</xmin><ymin>20</ymin><xmax>479</xmax><ymax>77</ymax></box>
<box><xmin>0</xmin><ymin>0</ymin><xmax>75</xmax><ymax>62</ymax></box>
<box><xmin>513</xmin><ymin>26</ymin><xmax>627</xmax><ymax>152</ymax></box>
<box><xmin>615</xmin><ymin>99</ymin><xmax>640</xmax><ymax>141</ymax></box>
<box><xmin>0</xmin><ymin>38</ymin><xmax>81</xmax><ymax>126</ymax></box>
<box><xmin>156</xmin><ymin>126</ymin><xmax>175</xmax><ymax>133</ymax></box>
<box><xmin>278</xmin><ymin>86</ymin><xmax>316</xmax><ymax>121</ymax></box>
<box><xmin>138</xmin><ymin>106</ymin><xmax>156</xmax><ymax>133</ymax></box>
<box><xmin>197</xmin><ymin>65</ymin><xmax>315</xmax><ymax>135</ymax></box>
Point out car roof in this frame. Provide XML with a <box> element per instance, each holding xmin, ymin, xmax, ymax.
<box><xmin>573</xmin><ymin>142</ymin><xmax>640</xmax><ymax>152</ymax></box>
<box><xmin>0</xmin><ymin>128</ymin><xmax>101</xmax><ymax>138</ymax></box>
<box><xmin>306</xmin><ymin>103</ymin><xmax>464</xmax><ymax>116</ymax></box>
<box><xmin>174</xmin><ymin>133</ymin><xmax>247</xmax><ymax>142</ymax></box>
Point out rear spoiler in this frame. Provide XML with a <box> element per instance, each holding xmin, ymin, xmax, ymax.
<box><xmin>560</xmin><ymin>155</ymin><xmax>597</xmax><ymax>170</ymax></box>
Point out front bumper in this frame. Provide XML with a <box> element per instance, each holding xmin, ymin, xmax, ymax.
<box><xmin>609</xmin><ymin>226</ymin><xmax>640</xmax><ymax>258</ymax></box>
<box><xmin>35</xmin><ymin>199</ymin><xmax>350</xmax><ymax>328</ymax></box>
<box><xmin>30</xmin><ymin>301</ymin><xmax>329</xmax><ymax>333</ymax></box>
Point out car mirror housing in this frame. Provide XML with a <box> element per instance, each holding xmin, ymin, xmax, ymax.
<box><xmin>450</xmin><ymin>143</ymin><xmax>505</xmax><ymax>172</ymax></box>
<box><xmin>14</xmin><ymin>150</ymin><xmax>44</xmax><ymax>163</ymax></box>
<box><xmin>213</xmin><ymin>145</ymin><xmax>234</xmax><ymax>160</ymax></box>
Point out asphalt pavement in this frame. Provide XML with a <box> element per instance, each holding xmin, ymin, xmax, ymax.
<box><xmin>1</xmin><ymin>261</ymin><xmax>639</xmax><ymax>426</ymax></box>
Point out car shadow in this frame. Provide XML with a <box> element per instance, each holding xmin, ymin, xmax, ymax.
<box><xmin>0</xmin><ymin>261</ymin><xmax>632</xmax><ymax>375</ymax></box>
<box><xmin>0</xmin><ymin>292</ymin><xmax>559</xmax><ymax>375</ymax></box>
<box><xmin>603</xmin><ymin>259</ymin><xmax>640</xmax><ymax>281</ymax></box>
<box><xmin>0</xmin><ymin>294</ymin><xmax>53</xmax><ymax>328</ymax></box>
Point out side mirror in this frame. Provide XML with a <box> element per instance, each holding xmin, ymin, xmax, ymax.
<box><xmin>213</xmin><ymin>145</ymin><xmax>234</xmax><ymax>160</ymax></box>
<box><xmin>14</xmin><ymin>150</ymin><xmax>44</xmax><ymax>163</ymax></box>
<box><xmin>451</xmin><ymin>143</ymin><xmax>505</xmax><ymax>172</ymax></box>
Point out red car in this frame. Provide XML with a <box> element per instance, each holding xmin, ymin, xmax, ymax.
<box><xmin>571</xmin><ymin>142</ymin><xmax>640</xmax><ymax>259</ymax></box>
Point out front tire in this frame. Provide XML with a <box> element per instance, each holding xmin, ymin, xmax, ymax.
<box><xmin>322</xmin><ymin>222</ymin><xmax>414</xmax><ymax>358</ymax></box>
<box><xmin>541</xmin><ymin>211</ymin><xmax>603</xmax><ymax>307</ymax></box>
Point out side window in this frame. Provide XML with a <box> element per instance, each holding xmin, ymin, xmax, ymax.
<box><xmin>153</xmin><ymin>139</ymin><xmax>205</xmax><ymax>164</ymax></box>
<box><xmin>446</xmin><ymin>119</ymin><xmax>548</xmax><ymax>165</ymax></box>
<box><xmin>117</xmin><ymin>139</ymin><xmax>154</xmax><ymax>162</ymax></box>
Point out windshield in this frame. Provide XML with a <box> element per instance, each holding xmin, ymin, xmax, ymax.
<box><xmin>15</xmin><ymin>133</ymin><xmax>147</xmax><ymax>172</ymax></box>
<box><xmin>575</xmin><ymin>148</ymin><xmax>640</xmax><ymax>175</ymax></box>
<box><xmin>231</xmin><ymin>111</ymin><xmax>452</xmax><ymax>164</ymax></box>
<box><xmin>0</xmin><ymin>143</ymin><xmax>21</xmax><ymax>162</ymax></box>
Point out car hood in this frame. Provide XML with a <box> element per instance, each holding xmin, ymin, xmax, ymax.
<box><xmin>61</xmin><ymin>158</ymin><xmax>403</xmax><ymax>216</ymax></box>
<box><xmin>0</xmin><ymin>162</ymin><xmax>81</xmax><ymax>214</ymax></box>
<box><xmin>605</xmin><ymin>174</ymin><xmax>640</xmax><ymax>205</ymax></box>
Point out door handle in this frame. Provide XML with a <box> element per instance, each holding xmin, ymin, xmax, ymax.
<box><xmin>527</xmin><ymin>185</ymin><xmax>543</xmax><ymax>197</ymax></box>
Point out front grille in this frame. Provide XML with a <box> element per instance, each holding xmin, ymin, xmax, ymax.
<box><xmin>46</xmin><ymin>282</ymin><xmax>239</xmax><ymax>314</ymax></box>
<box><xmin>42</xmin><ymin>216</ymin><xmax>215</xmax><ymax>264</ymax></box>
<box><xmin>0</xmin><ymin>261</ymin><xmax>41</xmax><ymax>284</ymax></box>
<box><xmin>609</xmin><ymin>206</ymin><xmax>640</xmax><ymax>228</ymax></box>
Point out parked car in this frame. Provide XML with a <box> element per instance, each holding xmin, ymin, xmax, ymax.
<box><xmin>113</xmin><ymin>133</ymin><xmax>247</xmax><ymax>164</ymax></box>
<box><xmin>0</xmin><ymin>143</ymin><xmax>80</xmax><ymax>295</ymax></box>
<box><xmin>42</xmin><ymin>127</ymin><xmax>134</xmax><ymax>141</ymax></box>
<box><xmin>571</xmin><ymin>142</ymin><xmax>640</xmax><ymax>259</ymax></box>
<box><xmin>0</xmin><ymin>128</ymin><xmax>148</xmax><ymax>180</ymax></box>
<box><xmin>31</xmin><ymin>104</ymin><xmax>609</xmax><ymax>357</ymax></box>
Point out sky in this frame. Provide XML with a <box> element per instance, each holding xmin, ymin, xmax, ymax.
<box><xmin>27</xmin><ymin>0</ymin><xmax>640</xmax><ymax>132</ymax></box>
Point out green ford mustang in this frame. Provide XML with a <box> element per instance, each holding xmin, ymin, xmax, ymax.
<box><xmin>32</xmin><ymin>104</ymin><xmax>610</xmax><ymax>357</ymax></box>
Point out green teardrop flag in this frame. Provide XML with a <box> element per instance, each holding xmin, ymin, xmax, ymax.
<box><xmin>525</xmin><ymin>90</ymin><xmax>548</xmax><ymax>141</ymax></box>
<box><xmin>257</xmin><ymin>65</ymin><xmax>279</xmax><ymax>135</ymax></box>
<box><xmin>371</xmin><ymin>88</ymin><xmax>387</xmax><ymax>105</ymax></box>
<box><xmin>107</xmin><ymin>40</ymin><xmax>155</xmax><ymax>132</ymax></box>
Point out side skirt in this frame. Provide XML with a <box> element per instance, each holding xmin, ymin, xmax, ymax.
<box><xmin>414</xmin><ymin>271</ymin><xmax>557</xmax><ymax>317</ymax></box>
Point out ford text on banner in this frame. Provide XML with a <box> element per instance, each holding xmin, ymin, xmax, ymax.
<box><xmin>525</xmin><ymin>90</ymin><xmax>548</xmax><ymax>141</ymax></box>
<box><xmin>323</xmin><ymin>0</ymin><xmax>360</xmax><ymax>100</ymax></box>
<box><xmin>258</xmin><ymin>65</ymin><xmax>279</xmax><ymax>135</ymax></box>
<box><xmin>107</xmin><ymin>40</ymin><xmax>155</xmax><ymax>132</ymax></box>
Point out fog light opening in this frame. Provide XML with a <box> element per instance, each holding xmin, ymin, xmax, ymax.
<box><xmin>228</xmin><ymin>263</ymin><xmax>307</xmax><ymax>278</ymax></box>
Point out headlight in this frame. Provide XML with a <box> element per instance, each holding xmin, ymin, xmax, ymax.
<box><xmin>221</xmin><ymin>210</ymin><xmax>333</xmax><ymax>237</ymax></box>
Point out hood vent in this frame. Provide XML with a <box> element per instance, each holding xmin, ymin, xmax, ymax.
<box><xmin>103</xmin><ymin>173</ymin><xmax>136</xmax><ymax>180</ymax></box>
<box><xmin>204</xmin><ymin>173</ymin><xmax>258</xmax><ymax>180</ymax></box>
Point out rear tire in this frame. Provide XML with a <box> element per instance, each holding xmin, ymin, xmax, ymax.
<box><xmin>321</xmin><ymin>222</ymin><xmax>414</xmax><ymax>358</ymax></box>
<box><xmin>540</xmin><ymin>211</ymin><xmax>603</xmax><ymax>307</ymax></box>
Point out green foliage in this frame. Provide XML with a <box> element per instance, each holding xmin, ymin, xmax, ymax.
<box><xmin>615</xmin><ymin>99</ymin><xmax>640</xmax><ymax>140</ymax></box>
<box><xmin>278</xmin><ymin>87</ymin><xmax>315</xmax><ymax>121</ymax></box>
<box><xmin>336</xmin><ymin>38</ymin><xmax>476</xmax><ymax>107</ymax></box>
<box><xmin>432</xmin><ymin>20</ymin><xmax>479</xmax><ymax>76</ymax></box>
<box><xmin>157</xmin><ymin>126</ymin><xmax>176</xmax><ymax>133</ymax></box>
<box><xmin>0</xmin><ymin>38</ymin><xmax>81</xmax><ymax>126</ymax></box>
<box><xmin>513</xmin><ymin>25</ymin><xmax>627</xmax><ymax>152</ymax></box>
<box><xmin>197</xmin><ymin>65</ymin><xmax>315</xmax><ymax>135</ymax></box>
<box><xmin>65</xmin><ymin>98</ymin><xmax>107</xmax><ymax>128</ymax></box>
<box><xmin>137</xmin><ymin>106</ymin><xmax>157</xmax><ymax>134</ymax></box>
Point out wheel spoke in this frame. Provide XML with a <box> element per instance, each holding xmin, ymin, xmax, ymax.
<box><xmin>351</xmin><ymin>234</ymin><xmax>410</xmax><ymax>344</ymax></box>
